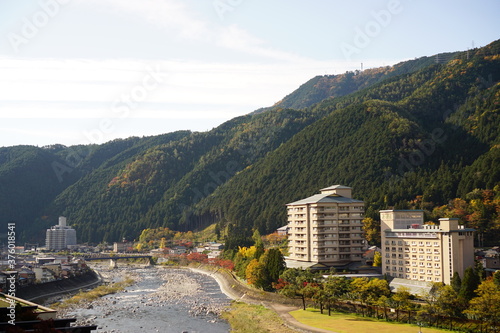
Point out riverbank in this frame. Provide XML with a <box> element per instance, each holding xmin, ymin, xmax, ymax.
<box><xmin>55</xmin><ymin>265</ymin><xmax>231</xmax><ymax>332</ymax></box>
<box><xmin>189</xmin><ymin>264</ymin><xmax>333</xmax><ymax>333</ymax></box>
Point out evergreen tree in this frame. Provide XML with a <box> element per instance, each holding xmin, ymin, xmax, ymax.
<box><xmin>252</xmin><ymin>229</ymin><xmax>265</xmax><ymax>260</ymax></box>
<box><xmin>451</xmin><ymin>271</ymin><xmax>462</xmax><ymax>293</ymax></box>
<box><xmin>261</xmin><ymin>248</ymin><xmax>286</xmax><ymax>288</ymax></box>
<box><xmin>475</xmin><ymin>261</ymin><xmax>486</xmax><ymax>282</ymax></box>
<box><xmin>459</xmin><ymin>266</ymin><xmax>480</xmax><ymax>302</ymax></box>
<box><xmin>494</xmin><ymin>270</ymin><xmax>500</xmax><ymax>288</ymax></box>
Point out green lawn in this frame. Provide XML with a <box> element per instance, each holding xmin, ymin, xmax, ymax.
<box><xmin>290</xmin><ymin>308</ymin><xmax>450</xmax><ymax>333</ymax></box>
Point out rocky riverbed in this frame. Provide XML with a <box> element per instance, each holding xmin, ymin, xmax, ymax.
<box><xmin>57</xmin><ymin>265</ymin><xmax>231</xmax><ymax>333</ymax></box>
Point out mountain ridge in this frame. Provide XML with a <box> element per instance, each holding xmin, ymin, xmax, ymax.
<box><xmin>1</xmin><ymin>39</ymin><xmax>499</xmax><ymax>245</ymax></box>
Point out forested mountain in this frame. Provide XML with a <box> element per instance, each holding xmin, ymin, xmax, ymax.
<box><xmin>271</xmin><ymin>53</ymin><xmax>447</xmax><ymax>110</ymax></box>
<box><xmin>1</xmin><ymin>40</ymin><xmax>499</xmax><ymax>246</ymax></box>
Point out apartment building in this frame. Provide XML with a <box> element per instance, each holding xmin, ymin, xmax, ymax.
<box><xmin>380</xmin><ymin>210</ymin><xmax>475</xmax><ymax>284</ymax></box>
<box><xmin>45</xmin><ymin>216</ymin><xmax>77</xmax><ymax>251</ymax></box>
<box><xmin>286</xmin><ymin>185</ymin><xmax>365</xmax><ymax>267</ymax></box>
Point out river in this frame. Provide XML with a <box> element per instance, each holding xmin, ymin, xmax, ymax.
<box><xmin>58</xmin><ymin>266</ymin><xmax>231</xmax><ymax>333</ymax></box>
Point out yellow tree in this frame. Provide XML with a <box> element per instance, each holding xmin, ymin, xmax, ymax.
<box><xmin>245</xmin><ymin>259</ymin><xmax>265</xmax><ymax>287</ymax></box>
<box><xmin>362</xmin><ymin>217</ymin><xmax>381</xmax><ymax>245</ymax></box>
<box><xmin>159</xmin><ymin>237</ymin><xmax>166</xmax><ymax>249</ymax></box>
<box><xmin>464</xmin><ymin>279</ymin><xmax>500</xmax><ymax>329</ymax></box>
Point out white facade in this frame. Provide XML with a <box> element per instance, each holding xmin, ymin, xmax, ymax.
<box><xmin>286</xmin><ymin>185</ymin><xmax>365</xmax><ymax>266</ymax></box>
<box><xmin>45</xmin><ymin>216</ymin><xmax>77</xmax><ymax>251</ymax></box>
<box><xmin>381</xmin><ymin>210</ymin><xmax>475</xmax><ymax>284</ymax></box>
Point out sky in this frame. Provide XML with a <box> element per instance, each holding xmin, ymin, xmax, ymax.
<box><xmin>0</xmin><ymin>0</ymin><xmax>499</xmax><ymax>147</ymax></box>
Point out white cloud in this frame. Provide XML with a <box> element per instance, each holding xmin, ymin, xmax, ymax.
<box><xmin>0</xmin><ymin>57</ymin><xmax>399</xmax><ymax>119</ymax></box>
<box><xmin>76</xmin><ymin>0</ymin><xmax>210</xmax><ymax>40</ymax></box>
<box><xmin>73</xmin><ymin>0</ymin><xmax>308</xmax><ymax>63</ymax></box>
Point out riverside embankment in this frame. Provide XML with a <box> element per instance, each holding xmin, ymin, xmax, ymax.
<box><xmin>190</xmin><ymin>264</ymin><xmax>333</xmax><ymax>333</ymax></box>
<box><xmin>16</xmin><ymin>270</ymin><xmax>101</xmax><ymax>303</ymax></box>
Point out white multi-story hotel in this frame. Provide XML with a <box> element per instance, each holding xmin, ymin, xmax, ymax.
<box><xmin>286</xmin><ymin>185</ymin><xmax>365</xmax><ymax>267</ymax></box>
<box><xmin>45</xmin><ymin>216</ymin><xmax>77</xmax><ymax>251</ymax></box>
<box><xmin>380</xmin><ymin>210</ymin><xmax>475</xmax><ymax>284</ymax></box>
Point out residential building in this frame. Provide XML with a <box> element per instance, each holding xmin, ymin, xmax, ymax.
<box><xmin>45</xmin><ymin>216</ymin><xmax>77</xmax><ymax>251</ymax></box>
<box><xmin>33</xmin><ymin>267</ymin><xmax>57</xmax><ymax>283</ymax></box>
<box><xmin>113</xmin><ymin>241</ymin><xmax>134</xmax><ymax>253</ymax></box>
<box><xmin>276</xmin><ymin>225</ymin><xmax>288</xmax><ymax>236</ymax></box>
<box><xmin>286</xmin><ymin>185</ymin><xmax>365</xmax><ymax>268</ymax></box>
<box><xmin>380</xmin><ymin>210</ymin><xmax>475</xmax><ymax>285</ymax></box>
<box><xmin>18</xmin><ymin>268</ymin><xmax>36</xmax><ymax>285</ymax></box>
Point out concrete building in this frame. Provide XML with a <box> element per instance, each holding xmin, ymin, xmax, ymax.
<box><xmin>45</xmin><ymin>216</ymin><xmax>77</xmax><ymax>251</ymax></box>
<box><xmin>286</xmin><ymin>185</ymin><xmax>365</xmax><ymax>268</ymax></box>
<box><xmin>380</xmin><ymin>210</ymin><xmax>475</xmax><ymax>285</ymax></box>
<box><xmin>113</xmin><ymin>241</ymin><xmax>134</xmax><ymax>253</ymax></box>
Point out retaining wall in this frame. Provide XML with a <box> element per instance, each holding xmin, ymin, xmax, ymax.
<box><xmin>16</xmin><ymin>271</ymin><xmax>100</xmax><ymax>303</ymax></box>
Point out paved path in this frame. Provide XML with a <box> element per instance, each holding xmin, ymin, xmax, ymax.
<box><xmin>268</xmin><ymin>303</ymin><xmax>336</xmax><ymax>333</ymax></box>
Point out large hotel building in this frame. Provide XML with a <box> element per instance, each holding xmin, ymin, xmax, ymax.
<box><xmin>380</xmin><ymin>210</ymin><xmax>475</xmax><ymax>284</ymax></box>
<box><xmin>286</xmin><ymin>185</ymin><xmax>365</xmax><ymax>267</ymax></box>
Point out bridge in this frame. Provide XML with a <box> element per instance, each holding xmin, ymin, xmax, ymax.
<box><xmin>82</xmin><ymin>255</ymin><xmax>153</xmax><ymax>268</ymax></box>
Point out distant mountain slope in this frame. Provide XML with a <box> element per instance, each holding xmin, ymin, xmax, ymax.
<box><xmin>269</xmin><ymin>54</ymin><xmax>449</xmax><ymax>111</ymax></box>
<box><xmin>1</xmin><ymin>40</ymin><xmax>498</xmax><ymax>245</ymax></box>
<box><xmin>195</xmin><ymin>41</ymin><xmax>500</xmax><ymax>244</ymax></box>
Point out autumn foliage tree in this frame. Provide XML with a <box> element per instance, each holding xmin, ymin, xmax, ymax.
<box><xmin>464</xmin><ymin>278</ymin><xmax>500</xmax><ymax>329</ymax></box>
<box><xmin>362</xmin><ymin>217</ymin><xmax>381</xmax><ymax>246</ymax></box>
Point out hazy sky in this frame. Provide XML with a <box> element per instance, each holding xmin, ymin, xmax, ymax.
<box><xmin>0</xmin><ymin>0</ymin><xmax>499</xmax><ymax>147</ymax></box>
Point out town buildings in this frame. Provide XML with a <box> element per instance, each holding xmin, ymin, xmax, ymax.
<box><xmin>286</xmin><ymin>185</ymin><xmax>365</xmax><ymax>268</ymax></box>
<box><xmin>45</xmin><ymin>216</ymin><xmax>77</xmax><ymax>251</ymax></box>
<box><xmin>380</xmin><ymin>210</ymin><xmax>475</xmax><ymax>285</ymax></box>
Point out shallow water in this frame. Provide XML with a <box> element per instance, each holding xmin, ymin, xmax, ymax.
<box><xmin>66</xmin><ymin>267</ymin><xmax>231</xmax><ymax>333</ymax></box>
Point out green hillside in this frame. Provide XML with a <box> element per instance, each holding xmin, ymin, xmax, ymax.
<box><xmin>1</xmin><ymin>39</ymin><xmax>499</xmax><ymax>246</ymax></box>
<box><xmin>196</xmin><ymin>41</ymin><xmax>500</xmax><ymax>245</ymax></box>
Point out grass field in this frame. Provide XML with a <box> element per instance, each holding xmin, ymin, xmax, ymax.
<box><xmin>222</xmin><ymin>301</ymin><xmax>298</xmax><ymax>333</ymax></box>
<box><xmin>290</xmin><ymin>308</ymin><xmax>450</xmax><ymax>333</ymax></box>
